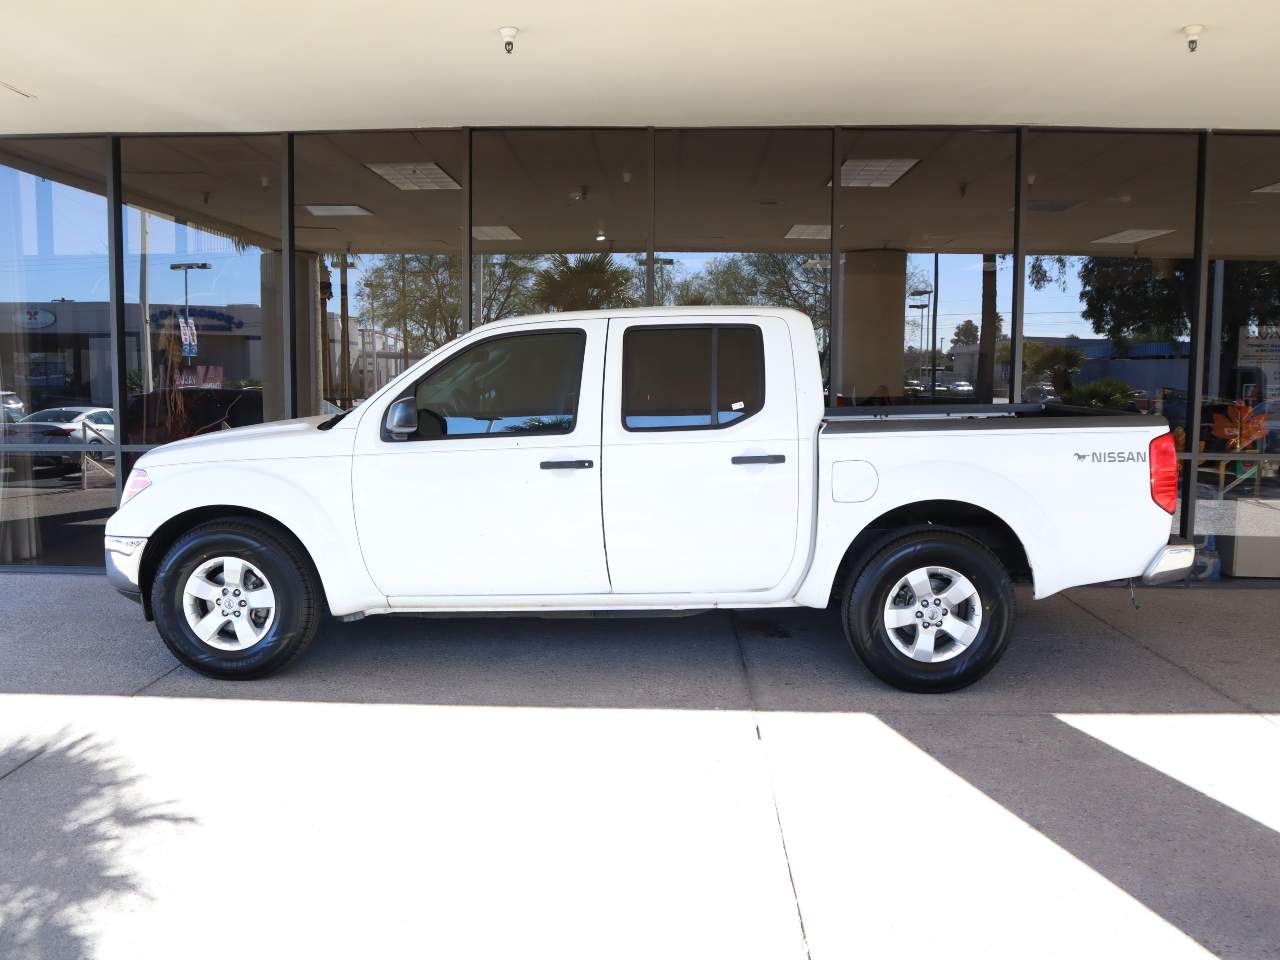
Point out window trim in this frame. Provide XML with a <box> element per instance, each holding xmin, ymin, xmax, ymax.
<box><xmin>381</xmin><ymin>327</ymin><xmax>588</xmax><ymax>443</ymax></box>
<box><xmin>620</xmin><ymin>322</ymin><xmax>766</xmax><ymax>433</ymax></box>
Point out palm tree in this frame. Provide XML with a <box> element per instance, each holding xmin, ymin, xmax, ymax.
<box><xmin>531</xmin><ymin>253</ymin><xmax>639</xmax><ymax>312</ymax></box>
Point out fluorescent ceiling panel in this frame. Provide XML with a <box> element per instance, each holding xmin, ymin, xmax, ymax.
<box><xmin>1251</xmin><ymin>180</ymin><xmax>1280</xmax><ymax>194</ymax></box>
<box><xmin>472</xmin><ymin>225</ymin><xmax>521</xmax><ymax>241</ymax></box>
<box><xmin>784</xmin><ymin>224</ymin><xmax>831</xmax><ymax>240</ymax></box>
<box><xmin>1091</xmin><ymin>228</ymin><xmax>1175</xmax><ymax>244</ymax></box>
<box><xmin>304</xmin><ymin>204</ymin><xmax>372</xmax><ymax>216</ymax></box>
<box><xmin>366</xmin><ymin>161</ymin><xmax>461</xmax><ymax>191</ymax></box>
<box><xmin>840</xmin><ymin>158</ymin><xmax>918</xmax><ymax>188</ymax></box>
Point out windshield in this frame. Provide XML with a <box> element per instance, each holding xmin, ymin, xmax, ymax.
<box><xmin>21</xmin><ymin>409</ymin><xmax>82</xmax><ymax>423</ymax></box>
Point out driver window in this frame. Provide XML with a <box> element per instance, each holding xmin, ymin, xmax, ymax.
<box><xmin>408</xmin><ymin>330</ymin><xmax>586</xmax><ymax>440</ymax></box>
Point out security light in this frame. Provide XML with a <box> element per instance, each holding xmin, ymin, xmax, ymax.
<box><xmin>1091</xmin><ymin>228</ymin><xmax>1174</xmax><ymax>244</ymax></box>
<box><xmin>366</xmin><ymin>162</ymin><xmax>460</xmax><ymax>191</ymax></box>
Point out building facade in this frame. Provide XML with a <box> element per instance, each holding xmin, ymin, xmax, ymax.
<box><xmin>1</xmin><ymin>128</ymin><xmax>1278</xmax><ymax>575</ymax></box>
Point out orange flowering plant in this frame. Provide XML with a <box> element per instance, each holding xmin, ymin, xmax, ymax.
<box><xmin>1210</xmin><ymin>401</ymin><xmax>1267</xmax><ymax>451</ymax></box>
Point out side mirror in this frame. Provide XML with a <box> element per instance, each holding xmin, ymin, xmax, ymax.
<box><xmin>385</xmin><ymin>397</ymin><xmax>418</xmax><ymax>439</ymax></box>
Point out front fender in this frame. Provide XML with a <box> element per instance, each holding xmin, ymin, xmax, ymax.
<box><xmin>105</xmin><ymin>458</ymin><xmax>386</xmax><ymax>617</ymax></box>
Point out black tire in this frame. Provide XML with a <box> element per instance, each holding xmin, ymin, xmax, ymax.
<box><xmin>842</xmin><ymin>528</ymin><xmax>1014</xmax><ymax>693</ymax></box>
<box><xmin>151</xmin><ymin>519</ymin><xmax>322</xmax><ymax>679</ymax></box>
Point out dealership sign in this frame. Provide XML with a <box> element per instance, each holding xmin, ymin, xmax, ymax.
<box><xmin>14</xmin><ymin>308</ymin><xmax>55</xmax><ymax>330</ymax></box>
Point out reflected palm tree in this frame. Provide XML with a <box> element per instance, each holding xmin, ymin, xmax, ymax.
<box><xmin>532</xmin><ymin>253</ymin><xmax>638</xmax><ymax>312</ymax></box>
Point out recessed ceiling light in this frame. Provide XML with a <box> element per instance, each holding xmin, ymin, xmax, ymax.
<box><xmin>595</xmin><ymin>231</ymin><xmax>607</xmax><ymax>242</ymax></box>
<box><xmin>1091</xmin><ymin>228</ymin><xmax>1174</xmax><ymax>244</ymax></box>
<box><xmin>472</xmin><ymin>225</ymin><xmax>521</xmax><ymax>240</ymax></box>
<box><xmin>304</xmin><ymin>204</ymin><xmax>372</xmax><ymax>216</ymax></box>
<box><xmin>1251</xmin><ymin>181</ymin><xmax>1280</xmax><ymax>194</ymax></box>
<box><xmin>840</xmin><ymin>158</ymin><xmax>918</xmax><ymax>188</ymax></box>
<box><xmin>366</xmin><ymin>161</ymin><xmax>461</xmax><ymax>191</ymax></box>
<box><xmin>785</xmin><ymin>224</ymin><xmax>831</xmax><ymax>240</ymax></box>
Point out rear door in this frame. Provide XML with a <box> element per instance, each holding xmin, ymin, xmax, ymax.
<box><xmin>601</xmin><ymin>316</ymin><xmax>801</xmax><ymax>594</ymax></box>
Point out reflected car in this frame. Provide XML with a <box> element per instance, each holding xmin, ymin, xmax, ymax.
<box><xmin>950</xmin><ymin>381</ymin><xmax>975</xmax><ymax>396</ymax></box>
<box><xmin>125</xmin><ymin>388</ymin><xmax>264</xmax><ymax>444</ymax></box>
<box><xmin>1023</xmin><ymin>383</ymin><xmax>1060</xmax><ymax>404</ymax></box>
<box><xmin>1</xmin><ymin>390</ymin><xmax>23</xmax><ymax>422</ymax></box>
<box><xmin>2</xmin><ymin>405</ymin><xmax>115</xmax><ymax>469</ymax></box>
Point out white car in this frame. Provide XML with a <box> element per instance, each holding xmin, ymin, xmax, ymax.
<box><xmin>105</xmin><ymin>307</ymin><xmax>1191</xmax><ymax>691</ymax></box>
<box><xmin>13</xmin><ymin>405</ymin><xmax>116</xmax><ymax>443</ymax></box>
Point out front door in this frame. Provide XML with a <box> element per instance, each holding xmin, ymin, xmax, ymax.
<box><xmin>352</xmin><ymin>319</ymin><xmax>610</xmax><ymax>599</ymax></box>
<box><xmin>600</xmin><ymin>317</ymin><xmax>801</xmax><ymax>594</ymax></box>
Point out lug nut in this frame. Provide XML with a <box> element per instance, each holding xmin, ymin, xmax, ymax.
<box><xmin>915</xmin><ymin>611</ymin><xmax>923</xmax><ymax>619</ymax></box>
<box><xmin>233</xmin><ymin>611</ymin><xmax>241</xmax><ymax>617</ymax></box>
<box><xmin>221</xmin><ymin>588</ymin><xmax>229</xmax><ymax>596</ymax></box>
<box><xmin>940</xmin><ymin>609</ymin><xmax>947</xmax><ymax>616</ymax></box>
<box><xmin>922</xmin><ymin>622</ymin><xmax>931</xmax><ymax>629</ymax></box>
<box><xmin>233</xmin><ymin>589</ymin><xmax>241</xmax><ymax>597</ymax></box>
<box><xmin>921</xmin><ymin>600</ymin><xmax>929</xmax><ymax>608</ymax></box>
<box><xmin>934</xmin><ymin>598</ymin><xmax>942</xmax><ymax>606</ymax></box>
<box><xmin>239</xmin><ymin>600</ymin><xmax>246</xmax><ymax>607</ymax></box>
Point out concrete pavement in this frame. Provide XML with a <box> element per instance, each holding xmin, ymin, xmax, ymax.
<box><xmin>1</xmin><ymin>573</ymin><xmax>1278</xmax><ymax>959</ymax></box>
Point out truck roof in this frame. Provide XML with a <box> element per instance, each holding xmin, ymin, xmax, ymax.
<box><xmin>484</xmin><ymin>304</ymin><xmax>812</xmax><ymax>329</ymax></box>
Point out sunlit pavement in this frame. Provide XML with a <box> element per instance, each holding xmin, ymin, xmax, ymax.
<box><xmin>1</xmin><ymin>575</ymin><xmax>1278</xmax><ymax>960</ymax></box>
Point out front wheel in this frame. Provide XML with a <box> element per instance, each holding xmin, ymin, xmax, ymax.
<box><xmin>151</xmin><ymin>519</ymin><xmax>322</xmax><ymax>679</ymax></box>
<box><xmin>842</xmin><ymin>529</ymin><xmax>1014</xmax><ymax>692</ymax></box>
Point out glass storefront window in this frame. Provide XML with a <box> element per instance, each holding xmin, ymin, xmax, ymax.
<box><xmin>1190</xmin><ymin>134</ymin><xmax>1280</xmax><ymax>578</ymax></box>
<box><xmin>472</xmin><ymin>130</ymin><xmax>649</xmax><ymax>326</ymax></box>
<box><xmin>1021</xmin><ymin>132</ymin><xmax>1197</xmax><ymax>426</ymax></box>
<box><xmin>296</xmin><ymin>131</ymin><xmax>465</xmax><ymax>409</ymax></box>
<box><xmin>0</xmin><ymin>138</ymin><xmax>114</xmax><ymax>565</ymax></box>
<box><xmin>121</xmin><ymin>136</ymin><xmax>284</xmax><ymax>443</ymax></box>
<box><xmin>836</xmin><ymin>130</ymin><xmax>1015</xmax><ymax>405</ymax></box>
<box><xmin>655</xmin><ymin>129</ymin><xmax>831</xmax><ymax>377</ymax></box>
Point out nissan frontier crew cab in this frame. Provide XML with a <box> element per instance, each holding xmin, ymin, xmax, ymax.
<box><xmin>105</xmin><ymin>307</ymin><xmax>1193</xmax><ymax>692</ymax></box>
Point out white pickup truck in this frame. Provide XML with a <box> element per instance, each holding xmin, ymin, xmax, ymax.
<box><xmin>105</xmin><ymin>307</ymin><xmax>1192</xmax><ymax>691</ymax></box>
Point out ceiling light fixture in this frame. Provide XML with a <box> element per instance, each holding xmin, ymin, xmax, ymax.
<box><xmin>304</xmin><ymin>204</ymin><xmax>373</xmax><ymax>216</ymax></box>
<box><xmin>784</xmin><ymin>224</ymin><xmax>831</xmax><ymax>240</ymax></box>
<box><xmin>366</xmin><ymin>162</ymin><xmax>460</xmax><ymax>191</ymax></box>
<box><xmin>595</xmin><ymin>230</ymin><xmax>607</xmax><ymax>242</ymax></box>
<box><xmin>840</xmin><ymin>158</ymin><xmax>918</xmax><ymax>188</ymax></box>
<box><xmin>499</xmin><ymin>26</ymin><xmax>518</xmax><ymax>54</ymax></box>
<box><xmin>1091</xmin><ymin>228</ymin><xmax>1175</xmax><ymax>244</ymax></box>
<box><xmin>472</xmin><ymin>225</ymin><xmax>521</xmax><ymax>240</ymax></box>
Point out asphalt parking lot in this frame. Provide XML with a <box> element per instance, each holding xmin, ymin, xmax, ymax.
<box><xmin>2</xmin><ymin>573</ymin><xmax>1278</xmax><ymax>960</ymax></box>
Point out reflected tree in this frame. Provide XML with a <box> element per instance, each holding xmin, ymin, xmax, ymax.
<box><xmin>0</xmin><ymin>735</ymin><xmax>191</xmax><ymax>960</ymax></box>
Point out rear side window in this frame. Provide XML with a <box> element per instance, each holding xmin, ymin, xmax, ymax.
<box><xmin>622</xmin><ymin>325</ymin><xmax>764</xmax><ymax>431</ymax></box>
<box><xmin>408</xmin><ymin>330</ymin><xmax>586</xmax><ymax>439</ymax></box>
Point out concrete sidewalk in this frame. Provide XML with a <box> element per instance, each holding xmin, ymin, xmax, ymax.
<box><xmin>1</xmin><ymin>574</ymin><xmax>1278</xmax><ymax>959</ymax></box>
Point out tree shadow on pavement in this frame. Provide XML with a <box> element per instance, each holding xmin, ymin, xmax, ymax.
<box><xmin>0</xmin><ymin>735</ymin><xmax>192</xmax><ymax>960</ymax></box>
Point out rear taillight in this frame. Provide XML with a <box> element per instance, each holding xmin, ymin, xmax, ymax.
<box><xmin>1149</xmin><ymin>433</ymin><xmax>1178</xmax><ymax>513</ymax></box>
<box><xmin>121</xmin><ymin>468</ymin><xmax>151</xmax><ymax>505</ymax></box>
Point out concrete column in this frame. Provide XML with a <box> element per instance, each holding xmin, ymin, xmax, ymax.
<box><xmin>838</xmin><ymin>250</ymin><xmax>907</xmax><ymax>402</ymax></box>
<box><xmin>259</xmin><ymin>251</ymin><xmax>285</xmax><ymax>422</ymax></box>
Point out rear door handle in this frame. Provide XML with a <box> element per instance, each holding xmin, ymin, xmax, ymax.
<box><xmin>540</xmin><ymin>459</ymin><xmax>594</xmax><ymax>470</ymax></box>
<box><xmin>731</xmin><ymin>454</ymin><xmax>785</xmax><ymax>465</ymax></box>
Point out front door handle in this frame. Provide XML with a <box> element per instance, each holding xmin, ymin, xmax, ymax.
<box><xmin>732</xmin><ymin>454</ymin><xmax>786</xmax><ymax>465</ymax></box>
<box><xmin>541</xmin><ymin>459</ymin><xmax>594</xmax><ymax>470</ymax></box>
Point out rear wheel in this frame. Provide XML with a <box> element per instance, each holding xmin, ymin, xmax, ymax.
<box><xmin>151</xmin><ymin>519</ymin><xmax>321</xmax><ymax>679</ymax></box>
<box><xmin>842</xmin><ymin>529</ymin><xmax>1014</xmax><ymax>692</ymax></box>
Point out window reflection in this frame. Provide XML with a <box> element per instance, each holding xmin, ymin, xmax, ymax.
<box><xmin>1021</xmin><ymin>132</ymin><xmax>1197</xmax><ymax>423</ymax></box>
<box><xmin>122</xmin><ymin>136</ymin><xmax>283</xmax><ymax>442</ymax></box>
<box><xmin>296</xmin><ymin>131</ymin><xmax>465</xmax><ymax>409</ymax></box>
<box><xmin>655</xmin><ymin>130</ymin><xmax>831</xmax><ymax>378</ymax></box>
<box><xmin>836</xmin><ymin>130</ymin><xmax>1014</xmax><ymax>405</ymax></box>
<box><xmin>472</xmin><ymin>131</ymin><xmax>648</xmax><ymax>325</ymax></box>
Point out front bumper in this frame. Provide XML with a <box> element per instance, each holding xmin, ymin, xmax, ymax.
<box><xmin>104</xmin><ymin>536</ymin><xmax>147</xmax><ymax>602</ymax></box>
<box><xmin>1142</xmin><ymin>540</ymin><xmax>1196</xmax><ymax>585</ymax></box>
